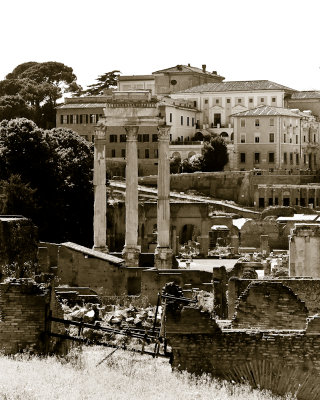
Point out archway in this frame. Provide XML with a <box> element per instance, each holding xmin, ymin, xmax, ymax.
<box><xmin>180</xmin><ymin>224</ymin><xmax>195</xmax><ymax>244</ymax></box>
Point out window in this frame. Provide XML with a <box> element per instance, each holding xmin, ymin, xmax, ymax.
<box><xmin>138</xmin><ymin>134</ymin><xmax>143</xmax><ymax>142</ymax></box>
<box><xmin>240</xmin><ymin>134</ymin><xmax>246</xmax><ymax>143</ymax></box>
<box><xmin>137</xmin><ymin>149</ymin><xmax>141</xmax><ymax>159</ymax></box>
<box><xmin>272</xmin><ymin>97</ymin><xmax>276</xmax><ymax>103</ymax></box>
<box><xmin>226</xmin><ymin>98</ymin><xmax>231</xmax><ymax>104</ymax></box>
<box><xmin>238</xmin><ymin>98</ymin><xmax>242</xmax><ymax>103</ymax></box>
<box><xmin>216</xmin><ymin>99</ymin><xmax>219</xmax><ymax>104</ymax></box>
<box><xmin>240</xmin><ymin>118</ymin><xmax>246</xmax><ymax>128</ymax></box>
<box><xmin>255</xmin><ymin>119</ymin><xmax>260</xmax><ymax>127</ymax></box>
<box><xmin>304</xmin><ymin>154</ymin><xmax>306</xmax><ymax>164</ymax></box>
<box><xmin>145</xmin><ymin>149</ymin><xmax>149</xmax><ymax>159</ymax></box>
<box><xmin>187</xmin><ymin>117</ymin><xmax>190</xmax><ymax>126</ymax></box>
<box><xmin>260</xmin><ymin>97</ymin><xmax>265</xmax><ymax>103</ymax></box>
<box><xmin>296</xmin><ymin>153</ymin><xmax>299</xmax><ymax>165</ymax></box>
<box><xmin>60</xmin><ymin>115</ymin><xmax>63</xmax><ymax>124</ymax></box>
<box><xmin>143</xmin><ymin>134</ymin><xmax>149</xmax><ymax>142</ymax></box>
<box><xmin>192</xmin><ymin>117</ymin><xmax>195</xmax><ymax>127</ymax></box>
<box><xmin>90</xmin><ymin>114</ymin><xmax>97</xmax><ymax>124</ymax></box>
<box><xmin>284</xmin><ymin>152</ymin><xmax>287</xmax><ymax>164</ymax></box>
<box><xmin>169</xmin><ymin>113</ymin><xmax>172</xmax><ymax>123</ymax></box>
<box><xmin>80</xmin><ymin>114</ymin><xmax>88</xmax><ymax>124</ymax></box>
<box><xmin>283</xmin><ymin>134</ymin><xmax>286</xmax><ymax>143</ymax></box>
<box><xmin>181</xmin><ymin>116</ymin><xmax>183</xmax><ymax>125</ymax></box>
<box><xmin>296</xmin><ymin>135</ymin><xmax>299</xmax><ymax>144</ymax></box>
<box><xmin>111</xmin><ymin>149</ymin><xmax>116</xmax><ymax>157</ymax></box>
<box><xmin>120</xmin><ymin>134</ymin><xmax>126</xmax><ymax>142</ymax></box>
<box><xmin>110</xmin><ymin>135</ymin><xmax>117</xmax><ymax>143</ymax></box>
<box><xmin>193</xmin><ymin>101</ymin><xmax>197</xmax><ymax>107</ymax></box>
<box><xmin>204</xmin><ymin>99</ymin><xmax>208</xmax><ymax>104</ymax></box>
<box><xmin>240</xmin><ymin>153</ymin><xmax>246</xmax><ymax>163</ymax></box>
<box><xmin>121</xmin><ymin>149</ymin><xmax>126</xmax><ymax>158</ymax></box>
<box><xmin>255</xmin><ymin>133</ymin><xmax>260</xmax><ymax>143</ymax></box>
<box><xmin>269</xmin><ymin>133</ymin><xmax>275</xmax><ymax>143</ymax></box>
<box><xmin>290</xmin><ymin>152</ymin><xmax>293</xmax><ymax>164</ymax></box>
<box><xmin>249</xmin><ymin>98</ymin><xmax>253</xmax><ymax>103</ymax></box>
<box><xmin>270</xmin><ymin>118</ymin><xmax>274</xmax><ymax>126</ymax></box>
<box><xmin>269</xmin><ymin>153</ymin><xmax>275</xmax><ymax>163</ymax></box>
<box><xmin>254</xmin><ymin>153</ymin><xmax>260</xmax><ymax>164</ymax></box>
<box><xmin>152</xmin><ymin>134</ymin><xmax>158</xmax><ymax>142</ymax></box>
<box><xmin>63</xmin><ymin>115</ymin><xmax>68</xmax><ymax>124</ymax></box>
<box><xmin>154</xmin><ymin>149</ymin><xmax>158</xmax><ymax>158</ymax></box>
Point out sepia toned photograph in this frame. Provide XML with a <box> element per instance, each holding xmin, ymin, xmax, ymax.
<box><xmin>0</xmin><ymin>0</ymin><xmax>319</xmax><ymax>398</ymax></box>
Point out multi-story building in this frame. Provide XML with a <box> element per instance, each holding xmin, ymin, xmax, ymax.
<box><xmin>56</xmin><ymin>96</ymin><xmax>106</xmax><ymax>142</ymax></box>
<box><xmin>288</xmin><ymin>91</ymin><xmax>320</xmax><ymax>119</ymax></box>
<box><xmin>171</xmin><ymin>80</ymin><xmax>297</xmax><ymax>142</ymax></box>
<box><xmin>117</xmin><ymin>64</ymin><xmax>224</xmax><ymax>96</ymax></box>
<box><xmin>232</xmin><ymin>105</ymin><xmax>320</xmax><ymax>172</ymax></box>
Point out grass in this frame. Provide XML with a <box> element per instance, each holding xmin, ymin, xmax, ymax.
<box><xmin>0</xmin><ymin>346</ymin><xmax>293</xmax><ymax>400</ymax></box>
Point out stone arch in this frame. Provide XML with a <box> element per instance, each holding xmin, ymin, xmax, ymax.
<box><xmin>180</xmin><ymin>224</ymin><xmax>195</xmax><ymax>244</ymax></box>
<box><xmin>188</xmin><ymin>151</ymin><xmax>196</xmax><ymax>158</ymax></box>
<box><xmin>220</xmin><ymin>132</ymin><xmax>229</xmax><ymax>138</ymax></box>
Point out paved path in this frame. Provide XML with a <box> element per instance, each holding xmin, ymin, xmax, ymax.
<box><xmin>110</xmin><ymin>180</ymin><xmax>260</xmax><ymax>217</ymax></box>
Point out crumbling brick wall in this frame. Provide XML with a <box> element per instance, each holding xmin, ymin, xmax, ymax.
<box><xmin>231</xmin><ymin>281</ymin><xmax>308</xmax><ymax>330</ymax></box>
<box><xmin>229</xmin><ymin>278</ymin><xmax>320</xmax><ymax>318</ymax></box>
<box><xmin>0</xmin><ymin>279</ymin><xmax>65</xmax><ymax>354</ymax></box>
<box><xmin>165</xmin><ymin>304</ymin><xmax>320</xmax><ymax>398</ymax></box>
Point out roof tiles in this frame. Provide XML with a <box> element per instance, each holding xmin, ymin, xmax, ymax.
<box><xmin>179</xmin><ymin>80</ymin><xmax>296</xmax><ymax>93</ymax></box>
<box><xmin>231</xmin><ymin>105</ymin><xmax>305</xmax><ymax>117</ymax></box>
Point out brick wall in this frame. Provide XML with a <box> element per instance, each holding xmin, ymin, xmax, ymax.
<box><xmin>229</xmin><ymin>278</ymin><xmax>320</xmax><ymax>318</ymax></box>
<box><xmin>231</xmin><ymin>281</ymin><xmax>308</xmax><ymax>330</ymax></box>
<box><xmin>165</xmin><ymin>305</ymin><xmax>320</xmax><ymax>398</ymax></box>
<box><xmin>0</xmin><ymin>279</ymin><xmax>65</xmax><ymax>354</ymax></box>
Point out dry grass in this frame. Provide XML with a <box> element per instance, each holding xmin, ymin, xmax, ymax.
<box><xmin>0</xmin><ymin>346</ymin><xmax>294</xmax><ymax>400</ymax></box>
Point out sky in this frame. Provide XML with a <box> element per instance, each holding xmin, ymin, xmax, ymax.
<box><xmin>1</xmin><ymin>0</ymin><xmax>320</xmax><ymax>92</ymax></box>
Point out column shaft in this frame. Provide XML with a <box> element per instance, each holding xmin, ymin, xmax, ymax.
<box><xmin>122</xmin><ymin>126</ymin><xmax>140</xmax><ymax>267</ymax></box>
<box><xmin>93</xmin><ymin>127</ymin><xmax>108</xmax><ymax>252</ymax></box>
<box><xmin>155</xmin><ymin>126</ymin><xmax>173</xmax><ymax>269</ymax></box>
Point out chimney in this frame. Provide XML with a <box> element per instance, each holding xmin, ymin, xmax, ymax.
<box><xmin>202</xmin><ymin>64</ymin><xmax>206</xmax><ymax>72</ymax></box>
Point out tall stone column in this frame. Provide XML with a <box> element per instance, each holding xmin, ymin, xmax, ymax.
<box><xmin>93</xmin><ymin>126</ymin><xmax>108</xmax><ymax>253</ymax></box>
<box><xmin>155</xmin><ymin>126</ymin><xmax>173</xmax><ymax>269</ymax></box>
<box><xmin>122</xmin><ymin>126</ymin><xmax>140</xmax><ymax>267</ymax></box>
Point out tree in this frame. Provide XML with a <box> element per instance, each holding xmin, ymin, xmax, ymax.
<box><xmin>0</xmin><ymin>62</ymin><xmax>82</xmax><ymax>128</ymax></box>
<box><xmin>181</xmin><ymin>154</ymin><xmax>203</xmax><ymax>173</ymax></box>
<box><xmin>170</xmin><ymin>156</ymin><xmax>181</xmax><ymax>174</ymax></box>
<box><xmin>0</xmin><ymin>118</ymin><xmax>94</xmax><ymax>246</ymax></box>
<box><xmin>85</xmin><ymin>70</ymin><xmax>121</xmax><ymax>95</ymax></box>
<box><xmin>202</xmin><ymin>136</ymin><xmax>229</xmax><ymax>172</ymax></box>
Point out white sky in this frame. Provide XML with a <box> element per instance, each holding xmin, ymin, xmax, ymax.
<box><xmin>1</xmin><ymin>0</ymin><xmax>320</xmax><ymax>92</ymax></box>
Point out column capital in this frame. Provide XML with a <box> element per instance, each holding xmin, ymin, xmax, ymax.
<box><xmin>157</xmin><ymin>125</ymin><xmax>171</xmax><ymax>140</ymax></box>
<box><xmin>94</xmin><ymin>124</ymin><xmax>107</xmax><ymax>140</ymax></box>
<box><xmin>125</xmin><ymin>126</ymin><xmax>139</xmax><ymax>140</ymax></box>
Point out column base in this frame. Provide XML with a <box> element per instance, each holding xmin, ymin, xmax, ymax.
<box><xmin>93</xmin><ymin>246</ymin><xmax>109</xmax><ymax>254</ymax></box>
<box><xmin>154</xmin><ymin>247</ymin><xmax>173</xmax><ymax>270</ymax></box>
<box><xmin>122</xmin><ymin>245</ymin><xmax>140</xmax><ymax>268</ymax></box>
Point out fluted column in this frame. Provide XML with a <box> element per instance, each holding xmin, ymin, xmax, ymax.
<box><xmin>93</xmin><ymin>126</ymin><xmax>108</xmax><ymax>253</ymax></box>
<box><xmin>155</xmin><ymin>125</ymin><xmax>173</xmax><ymax>269</ymax></box>
<box><xmin>122</xmin><ymin>126</ymin><xmax>140</xmax><ymax>267</ymax></box>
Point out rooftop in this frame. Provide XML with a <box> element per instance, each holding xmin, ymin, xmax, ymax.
<box><xmin>62</xmin><ymin>242</ymin><xmax>124</xmax><ymax>265</ymax></box>
<box><xmin>178</xmin><ymin>80</ymin><xmax>296</xmax><ymax>94</ymax></box>
<box><xmin>153</xmin><ymin>64</ymin><xmax>224</xmax><ymax>80</ymax></box>
<box><xmin>291</xmin><ymin>90</ymin><xmax>320</xmax><ymax>99</ymax></box>
<box><xmin>231</xmin><ymin>105</ymin><xmax>306</xmax><ymax>117</ymax></box>
<box><xmin>118</xmin><ymin>75</ymin><xmax>155</xmax><ymax>81</ymax></box>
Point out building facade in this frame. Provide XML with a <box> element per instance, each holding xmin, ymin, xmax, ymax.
<box><xmin>232</xmin><ymin>105</ymin><xmax>320</xmax><ymax>172</ymax></box>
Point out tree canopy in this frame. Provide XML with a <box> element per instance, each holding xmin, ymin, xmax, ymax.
<box><xmin>0</xmin><ymin>118</ymin><xmax>94</xmax><ymax>245</ymax></box>
<box><xmin>85</xmin><ymin>70</ymin><xmax>121</xmax><ymax>95</ymax></box>
<box><xmin>0</xmin><ymin>62</ymin><xmax>82</xmax><ymax>128</ymax></box>
<box><xmin>172</xmin><ymin>136</ymin><xmax>229</xmax><ymax>174</ymax></box>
